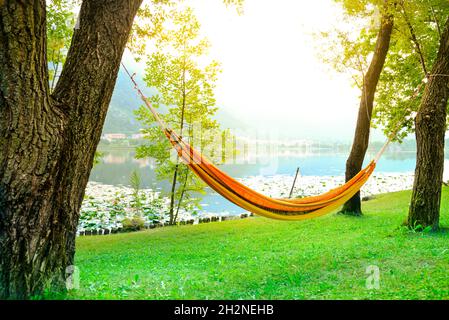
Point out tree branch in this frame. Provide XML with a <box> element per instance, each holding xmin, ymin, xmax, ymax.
<box><xmin>428</xmin><ymin>3</ymin><xmax>442</xmax><ymax>38</ymax></box>
<box><xmin>400</xmin><ymin>2</ymin><xmax>428</xmax><ymax>76</ymax></box>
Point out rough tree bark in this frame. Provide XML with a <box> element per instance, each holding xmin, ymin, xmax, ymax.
<box><xmin>340</xmin><ymin>2</ymin><xmax>394</xmax><ymax>215</ymax></box>
<box><xmin>0</xmin><ymin>0</ymin><xmax>142</xmax><ymax>299</ymax></box>
<box><xmin>408</xmin><ymin>17</ymin><xmax>449</xmax><ymax>231</ymax></box>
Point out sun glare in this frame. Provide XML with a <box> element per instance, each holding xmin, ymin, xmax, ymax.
<box><xmin>186</xmin><ymin>0</ymin><xmax>379</xmax><ymax>142</ymax></box>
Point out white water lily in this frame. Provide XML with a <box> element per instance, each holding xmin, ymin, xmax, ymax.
<box><xmin>79</xmin><ymin>171</ymin><xmax>416</xmax><ymax>235</ymax></box>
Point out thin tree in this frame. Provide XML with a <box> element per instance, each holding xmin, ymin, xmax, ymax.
<box><xmin>340</xmin><ymin>0</ymin><xmax>394</xmax><ymax>215</ymax></box>
<box><xmin>135</xmin><ymin>8</ymin><xmax>221</xmax><ymax>226</ymax></box>
<box><xmin>47</xmin><ymin>0</ymin><xmax>76</xmax><ymax>92</ymax></box>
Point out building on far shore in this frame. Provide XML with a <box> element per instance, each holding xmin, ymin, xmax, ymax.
<box><xmin>102</xmin><ymin>133</ymin><xmax>127</xmax><ymax>141</ymax></box>
<box><xmin>131</xmin><ymin>133</ymin><xmax>145</xmax><ymax>140</ymax></box>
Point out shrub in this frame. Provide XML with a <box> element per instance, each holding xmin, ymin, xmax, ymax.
<box><xmin>121</xmin><ymin>216</ymin><xmax>145</xmax><ymax>232</ymax></box>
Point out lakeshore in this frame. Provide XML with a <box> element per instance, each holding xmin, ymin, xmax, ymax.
<box><xmin>79</xmin><ymin>171</ymin><xmax>417</xmax><ymax>235</ymax></box>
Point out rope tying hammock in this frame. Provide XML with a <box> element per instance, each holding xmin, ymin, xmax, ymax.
<box><xmin>121</xmin><ymin>63</ymin><xmax>403</xmax><ymax>221</ymax></box>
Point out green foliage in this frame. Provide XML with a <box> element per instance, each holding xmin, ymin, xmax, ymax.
<box><xmin>320</xmin><ymin>0</ymin><xmax>449</xmax><ymax>141</ymax></box>
<box><xmin>374</xmin><ymin>0</ymin><xmax>449</xmax><ymax>140</ymax></box>
<box><xmin>129</xmin><ymin>170</ymin><xmax>143</xmax><ymax>215</ymax></box>
<box><xmin>127</xmin><ymin>0</ymin><xmax>245</xmax><ymax>59</ymax></box>
<box><xmin>127</xmin><ymin>0</ymin><xmax>175</xmax><ymax>59</ymax></box>
<box><xmin>222</xmin><ymin>0</ymin><xmax>245</xmax><ymax>15</ymax></box>
<box><xmin>142</xmin><ymin>197</ymin><xmax>165</xmax><ymax>220</ymax></box>
<box><xmin>405</xmin><ymin>220</ymin><xmax>436</xmax><ymax>234</ymax></box>
<box><xmin>318</xmin><ymin>0</ymin><xmax>383</xmax><ymax>84</ymax></box>
<box><xmin>135</xmin><ymin>7</ymin><xmax>222</xmax><ymax>224</ymax></box>
<box><xmin>72</xmin><ymin>188</ymin><xmax>449</xmax><ymax>299</ymax></box>
<box><xmin>130</xmin><ymin>170</ymin><xmax>141</xmax><ymax>191</ymax></box>
<box><xmin>93</xmin><ymin>151</ymin><xmax>103</xmax><ymax>166</ymax></box>
<box><xmin>121</xmin><ymin>216</ymin><xmax>145</xmax><ymax>232</ymax></box>
<box><xmin>79</xmin><ymin>190</ymin><xmax>166</xmax><ymax>233</ymax></box>
<box><xmin>110</xmin><ymin>200</ymin><xmax>126</xmax><ymax>218</ymax></box>
<box><xmin>46</xmin><ymin>0</ymin><xmax>77</xmax><ymax>90</ymax></box>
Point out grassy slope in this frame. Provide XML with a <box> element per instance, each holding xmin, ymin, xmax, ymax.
<box><xmin>72</xmin><ymin>188</ymin><xmax>449</xmax><ymax>300</ymax></box>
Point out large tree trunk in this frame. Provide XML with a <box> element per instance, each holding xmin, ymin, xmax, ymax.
<box><xmin>0</xmin><ymin>0</ymin><xmax>142</xmax><ymax>299</ymax></box>
<box><xmin>408</xmin><ymin>17</ymin><xmax>449</xmax><ymax>231</ymax></box>
<box><xmin>340</xmin><ymin>2</ymin><xmax>394</xmax><ymax>215</ymax></box>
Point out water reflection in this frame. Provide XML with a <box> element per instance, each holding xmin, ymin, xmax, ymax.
<box><xmin>92</xmin><ymin>148</ymin><xmax>421</xmax><ymax>186</ymax></box>
<box><xmin>90</xmin><ymin>147</ymin><xmax>422</xmax><ymax>187</ymax></box>
<box><xmin>90</xmin><ymin>147</ymin><xmax>449</xmax><ymax>214</ymax></box>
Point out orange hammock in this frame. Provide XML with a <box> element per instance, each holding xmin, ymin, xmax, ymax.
<box><xmin>165</xmin><ymin>128</ymin><xmax>377</xmax><ymax>220</ymax></box>
<box><xmin>123</xmin><ymin>64</ymin><xmax>389</xmax><ymax>221</ymax></box>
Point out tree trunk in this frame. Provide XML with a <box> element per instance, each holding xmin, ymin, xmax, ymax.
<box><xmin>168</xmin><ymin>166</ymin><xmax>180</xmax><ymax>225</ymax></box>
<box><xmin>0</xmin><ymin>0</ymin><xmax>142</xmax><ymax>299</ymax></box>
<box><xmin>174</xmin><ymin>170</ymin><xmax>189</xmax><ymax>224</ymax></box>
<box><xmin>168</xmin><ymin>70</ymin><xmax>187</xmax><ymax>225</ymax></box>
<box><xmin>408</xmin><ymin>17</ymin><xmax>449</xmax><ymax>231</ymax></box>
<box><xmin>340</xmin><ymin>2</ymin><xmax>394</xmax><ymax>216</ymax></box>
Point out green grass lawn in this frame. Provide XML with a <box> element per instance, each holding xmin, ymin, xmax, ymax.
<box><xmin>70</xmin><ymin>188</ymin><xmax>449</xmax><ymax>300</ymax></box>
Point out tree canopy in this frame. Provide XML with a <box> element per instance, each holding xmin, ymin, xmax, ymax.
<box><xmin>321</xmin><ymin>0</ymin><xmax>449</xmax><ymax>141</ymax></box>
<box><xmin>135</xmin><ymin>7</ymin><xmax>222</xmax><ymax>224</ymax></box>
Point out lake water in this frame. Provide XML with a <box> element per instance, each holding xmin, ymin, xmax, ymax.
<box><xmin>89</xmin><ymin>146</ymin><xmax>425</xmax><ymax>215</ymax></box>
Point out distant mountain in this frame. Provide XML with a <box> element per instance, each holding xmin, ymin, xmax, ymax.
<box><xmin>102</xmin><ymin>65</ymin><xmax>151</xmax><ymax>134</ymax></box>
<box><xmin>102</xmin><ymin>62</ymin><xmax>248</xmax><ymax>134</ymax></box>
<box><xmin>212</xmin><ymin>107</ymin><xmax>248</xmax><ymax>130</ymax></box>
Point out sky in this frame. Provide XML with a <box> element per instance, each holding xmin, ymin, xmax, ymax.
<box><xmin>134</xmin><ymin>0</ymin><xmax>386</xmax><ymax>142</ymax></box>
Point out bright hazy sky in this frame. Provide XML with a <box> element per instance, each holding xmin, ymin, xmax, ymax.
<box><xmin>136</xmin><ymin>0</ymin><xmax>386</xmax><ymax>142</ymax></box>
